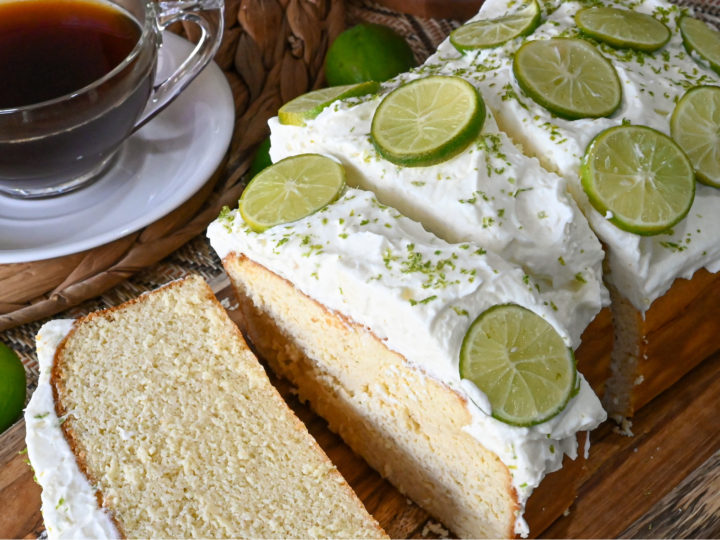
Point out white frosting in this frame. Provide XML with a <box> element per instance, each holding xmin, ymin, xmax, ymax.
<box><xmin>450</xmin><ymin>0</ymin><xmax>720</xmax><ymax>311</ymax></box>
<box><xmin>24</xmin><ymin>320</ymin><xmax>119</xmax><ymax>540</ymax></box>
<box><xmin>269</xmin><ymin>85</ymin><xmax>607</xmax><ymax>346</ymax></box>
<box><xmin>208</xmin><ymin>189</ymin><xmax>606</xmax><ymax>536</ymax></box>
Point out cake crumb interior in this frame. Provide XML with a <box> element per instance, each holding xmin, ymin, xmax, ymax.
<box><xmin>52</xmin><ymin>276</ymin><xmax>381</xmax><ymax>539</ymax></box>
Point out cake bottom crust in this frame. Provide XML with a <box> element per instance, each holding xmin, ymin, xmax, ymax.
<box><xmin>223</xmin><ymin>253</ymin><xmax>519</xmax><ymax>539</ymax></box>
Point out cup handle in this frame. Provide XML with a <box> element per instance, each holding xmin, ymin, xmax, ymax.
<box><xmin>134</xmin><ymin>0</ymin><xmax>224</xmax><ymax>130</ymax></box>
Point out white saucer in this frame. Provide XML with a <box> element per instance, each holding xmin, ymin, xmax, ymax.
<box><xmin>0</xmin><ymin>32</ymin><xmax>235</xmax><ymax>263</ymax></box>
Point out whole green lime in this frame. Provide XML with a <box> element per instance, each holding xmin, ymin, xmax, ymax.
<box><xmin>0</xmin><ymin>342</ymin><xmax>26</xmax><ymax>433</ymax></box>
<box><xmin>325</xmin><ymin>23</ymin><xmax>417</xmax><ymax>86</ymax></box>
<box><xmin>249</xmin><ymin>136</ymin><xmax>272</xmax><ymax>178</ymax></box>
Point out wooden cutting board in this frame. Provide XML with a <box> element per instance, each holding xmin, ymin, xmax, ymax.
<box><xmin>1</xmin><ymin>273</ymin><xmax>719</xmax><ymax>539</ymax></box>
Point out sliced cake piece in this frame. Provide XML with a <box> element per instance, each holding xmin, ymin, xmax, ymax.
<box><xmin>24</xmin><ymin>275</ymin><xmax>384</xmax><ymax>539</ymax></box>
<box><xmin>208</xmin><ymin>188</ymin><xmax>606</xmax><ymax>538</ymax></box>
<box><xmin>439</xmin><ymin>0</ymin><xmax>720</xmax><ymax>420</ymax></box>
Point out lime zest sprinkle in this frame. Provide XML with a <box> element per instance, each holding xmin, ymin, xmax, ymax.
<box><xmin>660</xmin><ymin>241</ymin><xmax>688</xmax><ymax>252</ymax></box>
<box><xmin>409</xmin><ymin>295</ymin><xmax>438</xmax><ymax>306</ymax></box>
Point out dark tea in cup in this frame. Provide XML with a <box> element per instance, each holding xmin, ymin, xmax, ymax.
<box><xmin>0</xmin><ymin>0</ymin><xmax>224</xmax><ymax>198</ymax></box>
<box><xmin>0</xmin><ymin>0</ymin><xmax>141</xmax><ymax>109</ymax></box>
<box><xmin>0</xmin><ymin>0</ymin><xmax>149</xmax><ymax>196</ymax></box>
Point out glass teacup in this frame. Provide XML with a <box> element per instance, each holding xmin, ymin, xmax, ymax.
<box><xmin>0</xmin><ymin>0</ymin><xmax>224</xmax><ymax>199</ymax></box>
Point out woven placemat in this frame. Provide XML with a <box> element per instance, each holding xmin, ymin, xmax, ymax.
<box><xmin>363</xmin><ymin>0</ymin><xmax>483</xmax><ymax>19</ymax></box>
<box><xmin>347</xmin><ymin>0</ymin><xmax>461</xmax><ymax>62</ymax></box>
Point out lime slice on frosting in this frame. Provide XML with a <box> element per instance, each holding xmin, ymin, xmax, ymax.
<box><xmin>671</xmin><ymin>85</ymin><xmax>720</xmax><ymax>188</ymax></box>
<box><xmin>370</xmin><ymin>75</ymin><xmax>485</xmax><ymax>167</ymax></box>
<box><xmin>240</xmin><ymin>154</ymin><xmax>346</xmax><ymax>232</ymax></box>
<box><xmin>278</xmin><ymin>81</ymin><xmax>380</xmax><ymax>126</ymax></box>
<box><xmin>581</xmin><ymin>125</ymin><xmax>695</xmax><ymax>235</ymax></box>
<box><xmin>679</xmin><ymin>16</ymin><xmax>720</xmax><ymax>75</ymax></box>
<box><xmin>575</xmin><ymin>6</ymin><xmax>670</xmax><ymax>52</ymax></box>
<box><xmin>513</xmin><ymin>38</ymin><xmax>622</xmax><ymax>120</ymax></box>
<box><xmin>450</xmin><ymin>0</ymin><xmax>541</xmax><ymax>51</ymax></box>
<box><xmin>459</xmin><ymin>304</ymin><xmax>576</xmax><ymax>427</ymax></box>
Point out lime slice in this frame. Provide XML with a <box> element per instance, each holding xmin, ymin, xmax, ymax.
<box><xmin>0</xmin><ymin>342</ymin><xmax>26</xmax><ymax>433</ymax></box>
<box><xmin>370</xmin><ymin>76</ymin><xmax>485</xmax><ymax>166</ymax></box>
<box><xmin>679</xmin><ymin>16</ymin><xmax>720</xmax><ymax>75</ymax></box>
<box><xmin>450</xmin><ymin>0</ymin><xmax>541</xmax><ymax>51</ymax></box>
<box><xmin>575</xmin><ymin>7</ymin><xmax>670</xmax><ymax>52</ymax></box>
<box><xmin>459</xmin><ymin>304</ymin><xmax>576</xmax><ymax>427</ymax></box>
<box><xmin>581</xmin><ymin>125</ymin><xmax>695</xmax><ymax>235</ymax></box>
<box><xmin>513</xmin><ymin>38</ymin><xmax>622</xmax><ymax>120</ymax></box>
<box><xmin>239</xmin><ymin>154</ymin><xmax>346</xmax><ymax>232</ymax></box>
<box><xmin>278</xmin><ymin>81</ymin><xmax>380</xmax><ymax>126</ymax></box>
<box><xmin>671</xmin><ymin>86</ymin><xmax>720</xmax><ymax>188</ymax></box>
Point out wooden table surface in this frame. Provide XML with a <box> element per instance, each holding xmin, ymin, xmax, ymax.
<box><xmin>1</xmin><ymin>274</ymin><xmax>719</xmax><ymax>539</ymax></box>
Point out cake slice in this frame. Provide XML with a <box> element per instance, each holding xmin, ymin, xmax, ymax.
<box><xmin>24</xmin><ymin>275</ymin><xmax>384</xmax><ymax>539</ymax></box>
<box><xmin>444</xmin><ymin>0</ymin><xmax>720</xmax><ymax>420</ymax></box>
<box><xmin>208</xmin><ymin>188</ymin><xmax>606</xmax><ymax>538</ymax></box>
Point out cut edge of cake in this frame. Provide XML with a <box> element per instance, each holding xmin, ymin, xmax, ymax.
<box><xmin>602</xmin><ymin>269</ymin><xmax>720</xmax><ymax>424</ymax></box>
<box><xmin>223</xmin><ymin>253</ymin><xmax>520</xmax><ymax>539</ymax></box>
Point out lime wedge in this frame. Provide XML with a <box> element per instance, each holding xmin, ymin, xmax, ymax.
<box><xmin>239</xmin><ymin>154</ymin><xmax>346</xmax><ymax>232</ymax></box>
<box><xmin>513</xmin><ymin>38</ymin><xmax>622</xmax><ymax>120</ymax></box>
<box><xmin>671</xmin><ymin>86</ymin><xmax>720</xmax><ymax>188</ymax></box>
<box><xmin>450</xmin><ymin>0</ymin><xmax>540</xmax><ymax>51</ymax></box>
<box><xmin>370</xmin><ymin>76</ymin><xmax>485</xmax><ymax>166</ymax></box>
<box><xmin>278</xmin><ymin>81</ymin><xmax>380</xmax><ymax>126</ymax></box>
<box><xmin>459</xmin><ymin>304</ymin><xmax>576</xmax><ymax>427</ymax></box>
<box><xmin>679</xmin><ymin>16</ymin><xmax>720</xmax><ymax>75</ymax></box>
<box><xmin>575</xmin><ymin>7</ymin><xmax>670</xmax><ymax>52</ymax></box>
<box><xmin>581</xmin><ymin>125</ymin><xmax>695</xmax><ymax>235</ymax></box>
<box><xmin>0</xmin><ymin>342</ymin><xmax>26</xmax><ymax>433</ymax></box>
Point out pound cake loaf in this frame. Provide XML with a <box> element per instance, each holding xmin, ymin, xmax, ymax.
<box><xmin>271</xmin><ymin>0</ymin><xmax>720</xmax><ymax>422</ymax></box>
<box><xmin>208</xmin><ymin>188</ymin><xmax>606</xmax><ymax>538</ymax></box>
<box><xmin>24</xmin><ymin>275</ymin><xmax>384</xmax><ymax>539</ymax></box>
<box><xmin>444</xmin><ymin>0</ymin><xmax>720</xmax><ymax>420</ymax></box>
